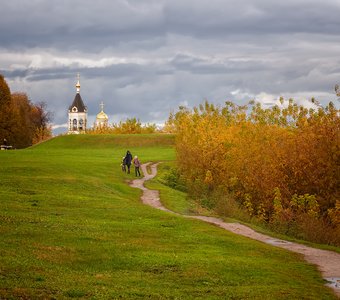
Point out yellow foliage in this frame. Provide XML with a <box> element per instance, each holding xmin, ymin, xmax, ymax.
<box><xmin>204</xmin><ymin>170</ymin><xmax>213</xmax><ymax>185</ymax></box>
<box><xmin>243</xmin><ymin>194</ymin><xmax>254</xmax><ymax>216</ymax></box>
<box><xmin>168</xmin><ymin>98</ymin><xmax>339</xmax><ymax>242</ymax></box>
<box><xmin>32</xmin><ymin>125</ymin><xmax>52</xmax><ymax>144</ymax></box>
<box><xmin>328</xmin><ymin>200</ymin><xmax>340</xmax><ymax>226</ymax></box>
<box><xmin>87</xmin><ymin>118</ymin><xmax>158</xmax><ymax>134</ymax></box>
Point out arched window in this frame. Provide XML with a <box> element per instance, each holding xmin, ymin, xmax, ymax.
<box><xmin>73</xmin><ymin>119</ymin><xmax>77</xmax><ymax>130</ymax></box>
<box><xmin>79</xmin><ymin>119</ymin><xmax>83</xmax><ymax>130</ymax></box>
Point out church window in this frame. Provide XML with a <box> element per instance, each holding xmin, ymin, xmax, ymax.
<box><xmin>72</xmin><ymin>107</ymin><xmax>78</xmax><ymax>112</ymax></box>
<box><xmin>79</xmin><ymin>119</ymin><xmax>83</xmax><ymax>130</ymax></box>
<box><xmin>73</xmin><ymin>119</ymin><xmax>77</xmax><ymax>130</ymax></box>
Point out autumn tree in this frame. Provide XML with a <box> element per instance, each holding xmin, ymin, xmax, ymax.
<box><xmin>0</xmin><ymin>74</ymin><xmax>52</xmax><ymax>148</ymax></box>
<box><xmin>0</xmin><ymin>75</ymin><xmax>13</xmax><ymax>143</ymax></box>
<box><xmin>169</xmin><ymin>99</ymin><xmax>340</xmax><ymax>245</ymax></box>
<box><xmin>31</xmin><ymin>101</ymin><xmax>53</xmax><ymax>144</ymax></box>
<box><xmin>10</xmin><ymin>93</ymin><xmax>35</xmax><ymax>148</ymax></box>
<box><xmin>88</xmin><ymin>117</ymin><xmax>157</xmax><ymax>134</ymax></box>
<box><xmin>114</xmin><ymin>118</ymin><xmax>142</xmax><ymax>134</ymax></box>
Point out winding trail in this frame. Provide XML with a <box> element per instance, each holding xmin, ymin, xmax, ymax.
<box><xmin>129</xmin><ymin>162</ymin><xmax>340</xmax><ymax>296</ymax></box>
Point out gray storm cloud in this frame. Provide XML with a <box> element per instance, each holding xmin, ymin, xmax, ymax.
<box><xmin>0</xmin><ymin>0</ymin><xmax>339</xmax><ymax>133</ymax></box>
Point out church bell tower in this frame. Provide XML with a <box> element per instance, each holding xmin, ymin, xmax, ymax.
<box><xmin>68</xmin><ymin>74</ymin><xmax>87</xmax><ymax>134</ymax></box>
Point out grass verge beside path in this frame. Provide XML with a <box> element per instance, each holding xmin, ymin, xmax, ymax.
<box><xmin>0</xmin><ymin>134</ymin><xmax>337</xmax><ymax>299</ymax></box>
<box><xmin>148</xmin><ymin>161</ymin><xmax>340</xmax><ymax>255</ymax></box>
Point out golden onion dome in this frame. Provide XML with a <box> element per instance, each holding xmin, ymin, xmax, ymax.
<box><xmin>96</xmin><ymin>110</ymin><xmax>108</xmax><ymax>120</ymax></box>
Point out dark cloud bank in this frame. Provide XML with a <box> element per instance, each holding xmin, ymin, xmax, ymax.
<box><xmin>1</xmin><ymin>0</ymin><xmax>340</xmax><ymax>133</ymax></box>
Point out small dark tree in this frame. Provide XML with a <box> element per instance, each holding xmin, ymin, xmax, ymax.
<box><xmin>31</xmin><ymin>101</ymin><xmax>52</xmax><ymax>130</ymax></box>
<box><xmin>31</xmin><ymin>101</ymin><xmax>53</xmax><ymax>144</ymax></box>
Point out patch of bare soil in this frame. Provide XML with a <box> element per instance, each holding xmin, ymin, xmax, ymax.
<box><xmin>129</xmin><ymin>162</ymin><xmax>340</xmax><ymax>297</ymax></box>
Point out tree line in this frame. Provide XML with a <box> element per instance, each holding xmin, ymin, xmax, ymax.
<box><xmin>0</xmin><ymin>75</ymin><xmax>52</xmax><ymax>148</ymax></box>
<box><xmin>87</xmin><ymin>117</ymin><xmax>158</xmax><ymax>134</ymax></box>
<box><xmin>166</xmin><ymin>98</ymin><xmax>340</xmax><ymax>246</ymax></box>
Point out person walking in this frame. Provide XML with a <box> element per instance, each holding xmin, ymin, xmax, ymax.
<box><xmin>133</xmin><ymin>155</ymin><xmax>141</xmax><ymax>177</ymax></box>
<box><xmin>124</xmin><ymin>150</ymin><xmax>133</xmax><ymax>174</ymax></box>
<box><xmin>121</xmin><ymin>156</ymin><xmax>126</xmax><ymax>172</ymax></box>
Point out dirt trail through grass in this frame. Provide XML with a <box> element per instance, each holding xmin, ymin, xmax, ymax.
<box><xmin>130</xmin><ymin>162</ymin><xmax>340</xmax><ymax>296</ymax></box>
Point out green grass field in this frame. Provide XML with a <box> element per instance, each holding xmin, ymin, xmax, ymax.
<box><xmin>0</xmin><ymin>134</ymin><xmax>336</xmax><ymax>299</ymax></box>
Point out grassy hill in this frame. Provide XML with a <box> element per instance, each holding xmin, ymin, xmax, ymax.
<box><xmin>0</xmin><ymin>134</ymin><xmax>336</xmax><ymax>299</ymax></box>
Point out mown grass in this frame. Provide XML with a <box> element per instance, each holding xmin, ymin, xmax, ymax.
<box><xmin>0</xmin><ymin>134</ymin><xmax>337</xmax><ymax>299</ymax></box>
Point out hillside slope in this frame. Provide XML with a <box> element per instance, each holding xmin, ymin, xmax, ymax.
<box><xmin>0</xmin><ymin>134</ymin><xmax>336</xmax><ymax>299</ymax></box>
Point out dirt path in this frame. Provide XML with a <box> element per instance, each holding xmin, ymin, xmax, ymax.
<box><xmin>129</xmin><ymin>162</ymin><xmax>340</xmax><ymax>296</ymax></box>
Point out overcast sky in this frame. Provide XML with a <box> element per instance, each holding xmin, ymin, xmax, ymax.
<box><xmin>1</xmin><ymin>0</ymin><xmax>340</xmax><ymax>134</ymax></box>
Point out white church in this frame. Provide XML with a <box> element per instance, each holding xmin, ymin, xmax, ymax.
<box><xmin>68</xmin><ymin>75</ymin><xmax>109</xmax><ymax>134</ymax></box>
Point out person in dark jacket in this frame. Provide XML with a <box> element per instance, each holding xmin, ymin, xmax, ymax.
<box><xmin>121</xmin><ymin>156</ymin><xmax>126</xmax><ymax>172</ymax></box>
<box><xmin>124</xmin><ymin>150</ymin><xmax>133</xmax><ymax>174</ymax></box>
